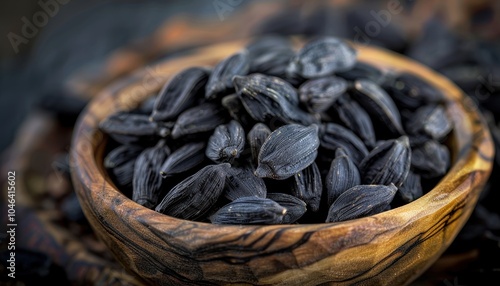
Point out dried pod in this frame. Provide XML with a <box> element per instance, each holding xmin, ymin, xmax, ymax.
<box><xmin>326</xmin><ymin>184</ymin><xmax>398</xmax><ymax>223</ymax></box>
<box><xmin>206</xmin><ymin>51</ymin><xmax>250</xmax><ymax>100</ymax></box>
<box><xmin>298</xmin><ymin>76</ymin><xmax>348</xmax><ymax>113</ymax></box>
<box><xmin>234</xmin><ymin>74</ymin><xmax>317</xmax><ymax>125</ymax></box>
<box><xmin>255</xmin><ymin>124</ymin><xmax>320</xmax><ymax>180</ymax></box>
<box><xmin>397</xmin><ymin>171</ymin><xmax>423</xmax><ymax>203</ymax></box>
<box><xmin>290</xmin><ymin>162</ymin><xmax>323</xmax><ymax>212</ymax></box>
<box><xmin>320</xmin><ymin>123</ymin><xmax>369</xmax><ymax>166</ymax></box>
<box><xmin>359</xmin><ymin>136</ymin><xmax>411</xmax><ymax>187</ymax></box>
<box><xmin>351</xmin><ymin>79</ymin><xmax>405</xmax><ymax>136</ymax></box>
<box><xmin>287</xmin><ymin>37</ymin><xmax>357</xmax><ymax>78</ymax></box>
<box><xmin>336</xmin><ymin>61</ymin><xmax>384</xmax><ymax>83</ymax></box>
<box><xmin>382</xmin><ymin>72</ymin><xmax>444</xmax><ymax>109</ymax></box>
<box><xmin>411</xmin><ymin>140</ymin><xmax>450</xmax><ymax>178</ymax></box>
<box><xmin>325</xmin><ymin>148</ymin><xmax>361</xmax><ymax>206</ymax></box>
<box><xmin>171</xmin><ymin>103</ymin><xmax>228</xmax><ymax>139</ymax></box>
<box><xmin>104</xmin><ymin>145</ymin><xmax>144</xmax><ymax>193</ymax></box>
<box><xmin>224</xmin><ymin>166</ymin><xmax>267</xmax><ymax>201</ymax></box>
<box><xmin>405</xmin><ymin>104</ymin><xmax>452</xmax><ymax>141</ymax></box>
<box><xmin>132</xmin><ymin>141</ymin><xmax>171</xmax><ymax>209</ymax></box>
<box><xmin>245</xmin><ymin>35</ymin><xmax>295</xmax><ymax>77</ymax></box>
<box><xmin>155</xmin><ymin>163</ymin><xmax>231</xmax><ymax>220</ymax></box>
<box><xmin>150</xmin><ymin>67</ymin><xmax>210</xmax><ymax>121</ymax></box>
<box><xmin>160</xmin><ymin>142</ymin><xmax>206</xmax><ymax>178</ymax></box>
<box><xmin>221</xmin><ymin>94</ymin><xmax>254</xmax><ymax>128</ymax></box>
<box><xmin>247</xmin><ymin>123</ymin><xmax>272</xmax><ymax>166</ymax></box>
<box><xmin>99</xmin><ymin>112</ymin><xmax>169</xmax><ymax>145</ymax></box>
<box><xmin>206</xmin><ymin>120</ymin><xmax>245</xmax><ymax>163</ymax></box>
<box><xmin>332</xmin><ymin>95</ymin><xmax>376</xmax><ymax>148</ymax></box>
<box><xmin>267</xmin><ymin>193</ymin><xmax>307</xmax><ymax>224</ymax></box>
<box><xmin>209</xmin><ymin>196</ymin><xmax>286</xmax><ymax>225</ymax></box>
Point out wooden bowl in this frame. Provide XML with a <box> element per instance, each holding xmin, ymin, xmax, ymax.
<box><xmin>70</xmin><ymin>39</ymin><xmax>494</xmax><ymax>286</ymax></box>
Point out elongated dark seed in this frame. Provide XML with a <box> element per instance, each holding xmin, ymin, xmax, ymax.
<box><xmin>245</xmin><ymin>35</ymin><xmax>295</xmax><ymax>78</ymax></box>
<box><xmin>325</xmin><ymin>148</ymin><xmax>361</xmax><ymax>206</ymax></box>
<box><xmin>155</xmin><ymin>163</ymin><xmax>231</xmax><ymax>220</ymax></box>
<box><xmin>132</xmin><ymin>140</ymin><xmax>171</xmax><ymax>209</ymax></box>
<box><xmin>320</xmin><ymin>123</ymin><xmax>369</xmax><ymax>166</ymax></box>
<box><xmin>332</xmin><ymin>95</ymin><xmax>377</xmax><ymax>148</ymax></box>
<box><xmin>290</xmin><ymin>162</ymin><xmax>323</xmax><ymax>212</ymax></box>
<box><xmin>234</xmin><ymin>74</ymin><xmax>317</xmax><ymax>125</ymax></box>
<box><xmin>287</xmin><ymin>37</ymin><xmax>357</xmax><ymax>78</ymax></box>
<box><xmin>326</xmin><ymin>184</ymin><xmax>397</xmax><ymax>223</ymax></box>
<box><xmin>224</xmin><ymin>166</ymin><xmax>267</xmax><ymax>201</ymax></box>
<box><xmin>104</xmin><ymin>145</ymin><xmax>144</xmax><ymax>194</ymax></box>
<box><xmin>352</xmin><ymin>79</ymin><xmax>405</xmax><ymax>136</ymax></box>
<box><xmin>151</xmin><ymin>67</ymin><xmax>210</xmax><ymax>121</ymax></box>
<box><xmin>206</xmin><ymin>120</ymin><xmax>245</xmax><ymax>164</ymax></box>
<box><xmin>160</xmin><ymin>142</ymin><xmax>206</xmax><ymax>178</ymax></box>
<box><xmin>405</xmin><ymin>104</ymin><xmax>452</xmax><ymax>141</ymax></box>
<box><xmin>359</xmin><ymin>136</ymin><xmax>411</xmax><ymax>187</ymax></box>
<box><xmin>382</xmin><ymin>72</ymin><xmax>444</xmax><ymax>109</ymax></box>
<box><xmin>255</xmin><ymin>124</ymin><xmax>320</xmax><ymax>180</ymax></box>
<box><xmin>247</xmin><ymin>123</ymin><xmax>272</xmax><ymax>166</ymax></box>
<box><xmin>209</xmin><ymin>196</ymin><xmax>286</xmax><ymax>225</ymax></box>
<box><xmin>267</xmin><ymin>193</ymin><xmax>307</xmax><ymax>224</ymax></box>
<box><xmin>298</xmin><ymin>76</ymin><xmax>347</xmax><ymax>114</ymax></box>
<box><xmin>221</xmin><ymin>94</ymin><xmax>254</xmax><ymax>128</ymax></box>
<box><xmin>99</xmin><ymin>112</ymin><xmax>169</xmax><ymax>145</ymax></box>
<box><xmin>206</xmin><ymin>51</ymin><xmax>250</xmax><ymax>100</ymax></box>
<box><xmin>171</xmin><ymin>103</ymin><xmax>228</xmax><ymax>139</ymax></box>
<box><xmin>411</xmin><ymin>140</ymin><xmax>450</xmax><ymax>178</ymax></box>
<box><xmin>397</xmin><ymin>171</ymin><xmax>423</xmax><ymax>203</ymax></box>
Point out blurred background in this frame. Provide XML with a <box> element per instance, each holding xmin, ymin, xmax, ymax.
<box><xmin>0</xmin><ymin>0</ymin><xmax>499</xmax><ymax>285</ymax></box>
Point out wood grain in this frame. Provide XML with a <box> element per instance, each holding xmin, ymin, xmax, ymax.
<box><xmin>70</xmin><ymin>39</ymin><xmax>494</xmax><ymax>286</ymax></box>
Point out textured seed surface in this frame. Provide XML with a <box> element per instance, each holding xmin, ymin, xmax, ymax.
<box><xmin>287</xmin><ymin>37</ymin><xmax>357</xmax><ymax>78</ymax></box>
<box><xmin>206</xmin><ymin>120</ymin><xmax>245</xmax><ymax>163</ymax></box>
<box><xmin>248</xmin><ymin>123</ymin><xmax>272</xmax><ymax>167</ymax></box>
<box><xmin>99</xmin><ymin>112</ymin><xmax>168</xmax><ymax>144</ymax></box>
<box><xmin>333</xmin><ymin>95</ymin><xmax>376</xmax><ymax>147</ymax></box>
<box><xmin>160</xmin><ymin>142</ymin><xmax>206</xmax><ymax>178</ymax></box>
<box><xmin>299</xmin><ymin>76</ymin><xmax>348</xmax><ymax>113</ymax></box>
<box><xmin>255</xmin><ymin>124</ymin><xmax>320</xmax><ymax>180</ymax></box>
<box><xmin>104</xmin><ymin>145</ymin><xmax>143</xmax><ymax>193</ymax></box>
<box><xmin>151</xmin><ymin>67</ymin><xmax>209</xmax><ymax>121</ymax></box>
<box><xmin>266</xmin><ymin>193</ymin><xmax>307</xmax><ymax>224</ymax></box>
<box><xmin>326</xmin><ymin>184</ymin><xmax>397</xmax><ymax>223</ymax></box>
<box><xmin>326</xmin><ymin>148</ymin><xmax>361</xmax><ymax>206</ymax></box>
<box><xmin>359</xmin><ymin>136</ymin><xmax>411</xmax><ymax>187</ymax></box>
<box><xmin>246</xmin><ymin>35</ymin><xmax>295</xmax><ymax>77</ymax></box>
<box><xmin>397</xmin><ymin>171</ymin><xmax>423</xmax><ymax>203</ymax></box>
<box><xmin>383</xmin><ymin>72</ymin><xmax>444</xmax><ymax>109</ymax></box>
<box><xmin>320</xmin><ymin>123</ymin><xmax>369</xmax><ymax>166</ymax></box>
<box><xmin>405</xmin><ymin>104</ymin><xmax>452</xmax><ymax>141</ymax></box>
<box><xmin>290</xmin><ymin>162</ymin><xmax>323</xmax><ymax>212</ymax></box>
<box><xmin>411</xmin><ymin>140</ymin><xmax>450</xmax><ymax>178</ymax></box>
<box><xmin>224</xmin><ymin>166</ymin><xmax>267</xmax><ymax>201</ymax></box>
<box><xmin>155</xmin><ymin>163</ymin><xmax>230</xmax><ymax>220</ymax></box>
<box><xmin>132</xmin><ymin>141</ymin><xmax>170</xmax><ymax>209</ymax></box>
<box><xmin>352</xmin><ymin>79</ymin><xmax>405</xmax><ymax>135</ymax></box>
<box><xmin>234</xmin><ymin>74</ymin><xmax>316</xmax><ymax>125</ymax></box>
<box><xmin>171</xmin><ymin>103</ymin><xmax>228</xmax><ymax>139</ymax></box>
<box><xmin>206</xmin><ymin>51</ymin><xmax>250</xmax><ymax>100</ymax></box>
<box><xmin>209</xmin><ymin>196</ymin><xmax>286</xmax><ymax>225</ymax></box>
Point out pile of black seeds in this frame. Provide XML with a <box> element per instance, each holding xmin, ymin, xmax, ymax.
<box><xmin>99</xmin><ymin>36</ymin><xmax>453</xmax><ymax>225</ymax></box>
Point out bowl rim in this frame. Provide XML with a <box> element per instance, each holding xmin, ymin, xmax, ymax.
<box><xmin>70</xmin><ymin>38</ymin><xmax>494</xmax><ymax>285</ymax></box>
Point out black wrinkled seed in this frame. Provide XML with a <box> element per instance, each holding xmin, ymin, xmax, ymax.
<box><xmin>155</xmin><ymin>163</ymin><xmax>231</xmax><ymax>220</ymax></box>
<box><xmin>171</xmin><ymin>103</ymin><xmax>228</xmax><ymax>139</ymax></box>
<box><xmin>224</xmin><ymin>166</ymin><xmax>267</xmax><ymax>201</ymax></box>
<box><xmin>325</xmin><ymin>148</ymin><xmax>361</xmax><ymax>206</ymax></box>
<box><xmin>206</xmin><ymin>51</ymin><xmax>250</xmax><ymax>100</ymax></box>
<box><xmin>247</xmin><ymin>123</ymin><xmax>272</xmax><ymax>167</ymax></box>
<box><xmin>255</xmin><ymin>124</ymin><xmax>320</xmax><ymax>180</ymax></box>
<box><xmin>266</xmin><ymin>192</ymin><xmax>307</xmax><ymax>224</ymax></box>
<box><xmin>206</xmin><ymin>120</ymin><xmax>245</xmax><ymax>164</ymax></box>
<box><xmin>290</xmin><ymin>162</ymin><xmax>323</xmax><ymax>212</ymax></box>
<box><xmin>326</xmin><ymin>184</ymin><xmax>398</xmax><ymax>223</ymax></box>
<box><xmin>209</xmin><ymin>196</ymin><xmax>286</xmax><ymax>225</ymax></box>
<box><xmin>151</xmin><ymin>67</ymin><xmax>210</xmax><ymax>122</ymax></box>
<box><xmin>359</xmin><ymin>136</ymin><xmax>411</xmax><ymax>187</ymax></box>
<box><xmin>397</xmin><ymin>170</ymin><xmax>423</xmax><ymax>203</ymax></box>
<box><xmin>411</xmin><ymin>140</ymin><xmax>450</xmax><ymax>178</ymax></box>
<box><xmin>405</xmin><ymin>104</ymin><xmax>452</xmax><ymax>141</ymax></box>
<box><xmin>299</xmin><ymin>76</ymin><xmax>348</xmax><ymax>114</ymax></box>
<box><xmin>160</xmin><ymin>142</ymin><xmax>206</xmax><ymax>178</ymax></box>
<box><xmin>320</xmin><ymin>123</ymin><xmax>369</xmax><ymax>166</ymax></box>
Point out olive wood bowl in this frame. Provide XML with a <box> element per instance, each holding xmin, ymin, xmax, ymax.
<box><xmin>70</xmin><ymin>39</ymin><xmax>494</xmax><ymax>286</ymax></box>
